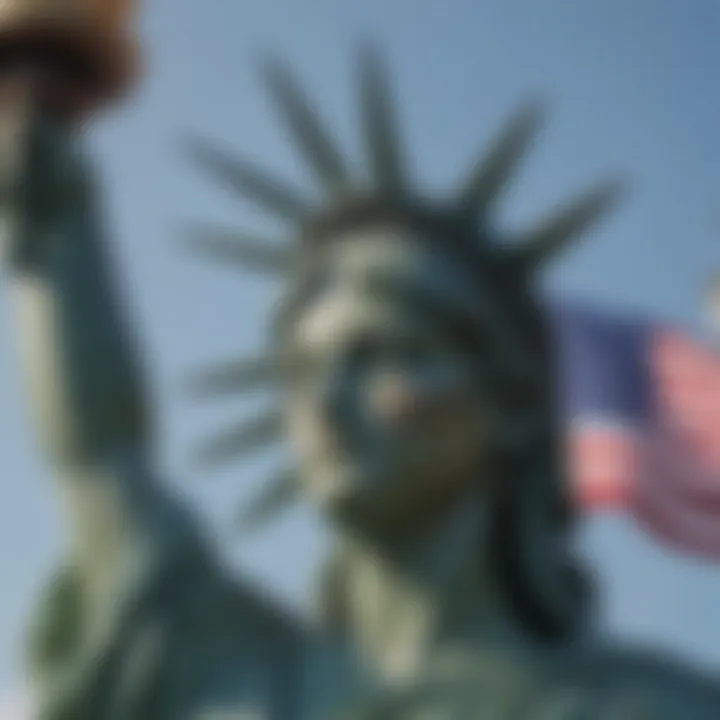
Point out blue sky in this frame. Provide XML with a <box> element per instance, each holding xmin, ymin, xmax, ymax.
<box><xmin>0</xmin><ymin>0</ymin><xmax>719</xmax><ymax>706</ymax></box>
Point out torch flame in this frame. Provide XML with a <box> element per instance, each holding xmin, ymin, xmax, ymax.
<box><xmin>0</xmin><ymin>0</ymin><xmax>140</xmax><ymax>109</ymax></box>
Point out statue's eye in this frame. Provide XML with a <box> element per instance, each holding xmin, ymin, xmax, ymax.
<box><xmin>347</xmin><ymin>337</ymin><xmax>380</xmax><ymax>369</ymax></box>
<box><xmin>346</xmin><ymin>336</ymin><xmax>433</xmax><ymax>372</ymax></box>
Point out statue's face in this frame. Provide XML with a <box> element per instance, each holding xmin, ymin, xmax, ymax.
<box><xmin>283</xmin><ymin>226</ymin><xmax>492</xmax><ymax>522</ymax></box>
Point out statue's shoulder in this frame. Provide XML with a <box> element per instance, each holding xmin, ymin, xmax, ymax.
<box><xmin>28</xmin><ymin>550</ymin><xmax>307</xmax><ymax>719</ymax></box>
<box><xmin>28</xmin><ymin>533</ymin><xmax>306</xmax><ymax>672</ymax></box>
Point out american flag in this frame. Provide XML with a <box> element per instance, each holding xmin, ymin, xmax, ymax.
<box><xmin>553</xmin><ymin>302</ymin><xmax>720</xmax><ymax>561</ymax></box>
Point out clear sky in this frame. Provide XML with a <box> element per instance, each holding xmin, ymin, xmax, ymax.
<box><xmin>0</xmin><ymin>0</ymin><xmax>719</xmax><ymax>709</ymax></box>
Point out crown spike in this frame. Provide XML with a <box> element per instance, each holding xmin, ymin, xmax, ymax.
<box><xmin>181</xmin><ymin>224</ymin><xmax>291</xmax><ymax>276</ymax></box>
<box><xmin>183</xmin><ymin>136</ymin><xmax>311</xmax><ymax>221</ymax></box>
<box><xmin>196</xmin><ymin>410</ymin><xmax>284</xmax><ymax>467</ymax></box>
<box><xmin>235</xmin><ymin>468</ymin><xmax>299</xmax><ymax>533</ymax></box>
<box><xmin>456</xmin><ymin>101</ymin><xmax>545</xmax><ymax>221</ymax></box>
<box><xmin>511</xmin><ymin>180</ymin><xmax>625</xmax><ymax>270</ymax></box>
<box><xmin>358</xmin><ymin>44</ymin><xmax>405</xmax><ymax>195</ymax></box>
<box><xmin>261</xmin><ymin>57</ymin><xmax>351</xmax><ymax>195</ymax></box>
<box><xmin>189</xmin><ymin>353</ymin><xmax>282</xmax><ymax>398</ymax></box>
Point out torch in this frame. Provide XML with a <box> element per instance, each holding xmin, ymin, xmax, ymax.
<box><xmin>0</xmin><ymin>0</ymin><xmax>139</xmax><ymax>119</ymax></box>
<box><xmin>0</xmin><ymin>0</ymin><xmax>140</xmax><ymax>265</ymax></box>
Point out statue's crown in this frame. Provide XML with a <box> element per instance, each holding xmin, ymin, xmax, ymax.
<box><xmin>182</xmin><ymin>48</ymin><xmax>625</xmax><ymax>530</ymax></box>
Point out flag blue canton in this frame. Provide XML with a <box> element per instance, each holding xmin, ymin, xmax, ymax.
<box><xmin>551</xmin><ymin>301</ymin><xmax>654</xmax><ymax>423</ymax></box>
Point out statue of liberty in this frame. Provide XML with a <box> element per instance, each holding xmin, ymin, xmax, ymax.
<box><xmin>0</xmin><ymin>2</ymin><xmax>718</xmax><ymax>718</ymax></box>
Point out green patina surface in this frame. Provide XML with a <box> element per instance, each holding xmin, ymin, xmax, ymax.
<box><xmin>0</xmin><ymin>50</ymin><xmax>718</xmax><ymax>720</ymax></box>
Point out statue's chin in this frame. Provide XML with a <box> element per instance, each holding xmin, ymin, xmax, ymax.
<box><xmin>306</xmin><ymin>462</ymin><xmax>421</xmax><ymax>531</ymax></box>
<box><xmin>306</xmin><ymin>460</ymin><xmax>386</xmax><ymax>514</ymax></box>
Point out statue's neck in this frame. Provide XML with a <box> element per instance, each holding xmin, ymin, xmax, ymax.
<box><xmin>323</xmin><ymin>494</ymin><xmax>519</xmax><ymax>685</ymax></box>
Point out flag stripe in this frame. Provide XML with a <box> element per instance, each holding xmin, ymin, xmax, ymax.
<box><xmin>555</xmin><ymin>302</ymin><xmax>720</xmax><ymax>561</ymax></box>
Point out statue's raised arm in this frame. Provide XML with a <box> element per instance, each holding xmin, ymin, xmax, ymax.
<box><xmin>2</xmin><ymin>102</ymin><xmax>178</xmax><ymax>629</ymax></box>
<box><xmin>4</xmin><ymin>102</ymin><xmax>161</xmax><ymax>575</ymax></box>
<box><xmin>0</xmin><ymin>56</ymin><xmax>302</xmax><ymax>720</ymax></box>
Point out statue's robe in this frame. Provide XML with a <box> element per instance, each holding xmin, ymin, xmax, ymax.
<box><xmin>27</xmin><ymin>508</ymin><xmax>308</xmax><ymax>720</ymax></box>
<box><xmin>23</xmin><ymin>467</ymin><xmax>720</xmax><ymax>720</ymax></box>
<box><xmin>31</xmin><ymin>533</ymin><xmax>720</xmax><ymax>720</ymax></box>
<box><xmin>342</xmin><ymin>644</ymin><xmax>720</xmax><ymax>719</ymax></box>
